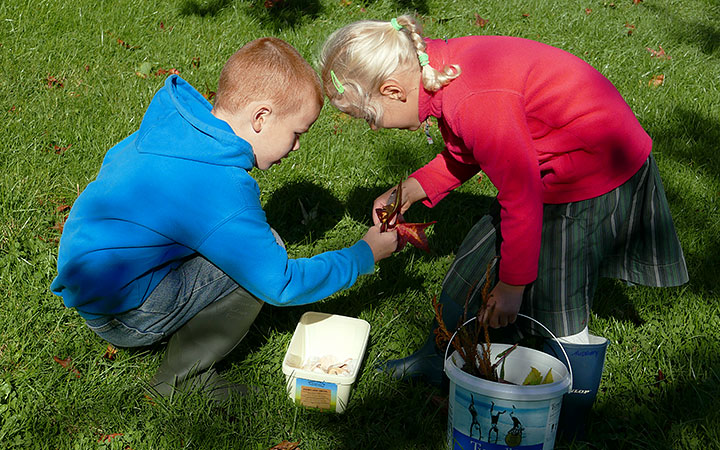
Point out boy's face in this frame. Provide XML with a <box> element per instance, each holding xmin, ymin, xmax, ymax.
<box><xmin>218</xmin><ymin>98</ymin><xmax>321</xmax><ymax>170</ymax></box>
<box><xmin>251</xmin><ymin>100</ymin><xmax>321</xmax><ymax>170</ymax></box>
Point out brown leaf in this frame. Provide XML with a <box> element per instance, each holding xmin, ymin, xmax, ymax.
<box><xmin>585</xmin><ymin>8</ymin><xmax>592</xmax><ymax>14</ymax></box>
<box><xmin>646</xmin><ymin>45</ymin><xmax>670</xmax><ymax>59</ymax></box>
<box><xmin>46</xmin><ymin>75</ymin><xmax>64</xmax><ymax>88</ymax></box>
<box><xmin>268</xmin><ymin>441</ymin><xmax>300</xmax><ymax>450</ymax></box>
<box><xmin>633</xmin><ymin>0</ymin><xmax>643</xmax><ymax>4</ymax></box>
<box><xmin>98</xmin><ymin>433</ymin><xmax>123</xmax><ymax>443</ymax></box>
<box><xmin>648</xmin><ymin>74</ymin><xmax>664</xmax><ymax>87</ymax></box>
<box><xmin>625</xmin><ymin>23</ymin><xmax>636</xmax><ymax>35</ymax></box>
<box><xmin>474</xmin><ymin>14</ymin><xmax>489</xmax><ymax>27</ymax></box>
<box><xmin>53</xmin><ymin>355</ymin><xmax>81</xmax><ymax>378</ymax></box>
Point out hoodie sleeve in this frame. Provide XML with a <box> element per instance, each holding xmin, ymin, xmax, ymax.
<box><xmin>197</xmin><ymin>206</ymin><xmax>375</xmax><ymax>306</ymax></box>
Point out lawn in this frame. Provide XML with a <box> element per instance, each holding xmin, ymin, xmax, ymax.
<box><xmin>1</xmin><ymin>0</ymin><xmax>719</xmax><ymax>449</ymax></box>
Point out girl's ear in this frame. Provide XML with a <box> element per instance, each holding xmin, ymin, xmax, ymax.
<box><xmin>251</xmin><ymin>105</ymin><xmax>272</xmax><ymax>133</ymax></box>
<box><xmin>379</xmin><ymin>79</ymin><xmax>407</xmax><ymax>101</ymax></box>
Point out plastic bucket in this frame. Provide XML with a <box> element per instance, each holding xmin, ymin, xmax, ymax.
<box><xmin>444</xmin><ymin>314</ymin><xmax>572</xmax><ymax>449</ymax></box>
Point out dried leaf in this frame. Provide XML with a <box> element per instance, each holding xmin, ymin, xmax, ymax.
<box><xmin>102</xmin><ymin>344</ymin><xmax>118</xmax><ymax>360</ymax></box>
<box><xmin>474</xmin><ymin>14</ymin><xmax>489</xmax><ymax>27</ymax></box>
<box><xmin>53</xmin><ymin>356</ymin><xmax>81</xmax><ymax>378</ymax></box>
<box><xmin>268</xmin><ymin>441</ymin><xmax>300</xmax><ymax>450</ymax></box>
<box><xmin>191</xmin><ymin>57</ymin><xmax>200</xmax><ymax>69</ymax></box>
<box><xmin>649</xmin><ymin>74</ymin><xmax>665</xmax><ymax>87</ymax></box>
<box><xmin>98</xmin><ymin>433</ymin><xmax>123</xmax><ymax>443</ymax></box>
<box><xmin>46</xmin><ymin>75</ymin><xmax>64</xmax><ymax>88</ymax></box>
<box><xmin>633</xmin><ymin>0</ymin><xmax>643</xmax><ymax>4</ymax></box>
<box><xmin>646</xmin><ymin>45</ymin><xmax>670</xmax><ymax>59</ymax></box>
<box><xmin>585</xmin><ymin>8</ymin><xmax>592</xmax><ymax>14</ymax></box>
<box><xmin>625</xmin><ymin>23</ymin><xmax>636</xmax><ymax>35</ymax></box>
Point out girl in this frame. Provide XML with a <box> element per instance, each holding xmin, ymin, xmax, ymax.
<box><xmin>319</xmin><ymin>15</ymin><xmax>688</xmax><ymax>437</ymax></box>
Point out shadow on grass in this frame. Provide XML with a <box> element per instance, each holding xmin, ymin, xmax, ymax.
<box><xmin>643</xmin><ymin>2</ymin><xmax>720</xmax><ymax>56</ymax></box>
<box><xmin>263</xmin><ymin>179</ymin><xmax>344</xmax><ymax>245</ymax></box>
<box><xmin>647</xmin><ymin>106</ymin><xmax>720</xmax><ymax>295</ymax></box>
<box><xmin>179</xmin><ymin>0</ymin><xmax>233</xmax><ymax>16</ymax></box>
<box><xmin>244</xmin><ymin>0</ymin><xmax>324</xmax><ymax>31</ymax></box>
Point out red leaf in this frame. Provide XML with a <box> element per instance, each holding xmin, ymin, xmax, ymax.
<box><xmin>585</xmin><ymin>8</ymin><xmax>592</xmax><ymax>14</ymax></box>
<box><xmin>625</xmin><ymin>23</ymin><xmax>636</xmax><ymax>35</ymax></box>
<box><xmin>396</xmin><ymin>221</ymin><xmax>436</xmax><ymax>252</ymax></box>
<box><xmin>268</xmin><ymin>441</ymin><xmax>300</xmax><ymax>450</ymax></box>
<box><xmin>633</xmin><ymin>0</ymin><xmax>643</xmax><ymax>4</ymax></box>
<box><xmin>52</xmin><ymin>144</ymin><xmax>72</xmax><ymax>154</ymax></box>
<box><xmin>53</xmin><ymin>356</ymin><xmax>81</xmax><ymax>378</ymax></box>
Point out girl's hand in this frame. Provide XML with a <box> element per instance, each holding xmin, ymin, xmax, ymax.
<box><xmin>361</xmin><ymin>224</ymin><xmax>398</xmax><ymax>262</ymax></box>
<box><xmin>479</xmin><ymin>281</ymin><xmax>525</xmax><ymax>328</ymax></box>
<box><xmin>372</xmin><ymin>177</ymin><xmax>427</xmax><ymax>225</ymax></box>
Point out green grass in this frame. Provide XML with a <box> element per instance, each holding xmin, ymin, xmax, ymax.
<box><xmin>1</xmin><ymin>0</ymin><xmax>719</xmax><ymax>448</ymax></box>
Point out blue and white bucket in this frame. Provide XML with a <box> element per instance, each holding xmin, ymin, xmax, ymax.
<box><xmin>444</xmin><ymin>314</ymin><xmax>572</xmax><ymax>450</ymax></box>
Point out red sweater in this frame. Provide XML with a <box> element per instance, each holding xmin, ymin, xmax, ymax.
<box><xmin>411</xmin><ymin>36</ymin><xmax>651</xmax><ymax>285</ymax></box>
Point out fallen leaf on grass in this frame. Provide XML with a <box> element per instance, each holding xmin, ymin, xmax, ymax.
<box><xmin>585</xmin><ymin>8</ymin><xmax>592</xmax><ymax>14</ymax></box>
<box><xmin>625</xmin><ymin>23</ymin><xmax>636</xmax><ymax>35</ymax></box>
<box><xmin>655</xmin><ymin>368</ymin><xmax>667</xmax><ymax>384</ymax></box>
<box><xmin>474</xmin><ymin>14</ymin><xmax>489</xmax><ymax>27</ymax></box>
<box><xmin>646</xmin><ymin>45</ymin><xmax>671</xmax><ymax>59</ymax></box>
<box><xmin>46</xmin><ymin>75</ymin><xmax>64</xmax><ymax>88</ymax></box>
<box><xmin>53</xmin><ymin>356</ymin><xmax>81</xmax><ymax>378</ymax></box>
<box><xmin>102</xmin><ymin>344</ymin><xmax>118</xmax><ymax>360</ymax></box>
<box><xmin>52</xmin><ymin>144</ymin><xmax>72</xmax><ymax>154</ymax></box>
<box><xmin>268</xmin><ymin>441</ymin><xmax>300</xmax><ymax>450</ymax></box>
<box><xmin>633</xmin><ymin>0</ymin><xmax>643</xmax><ymax>4</ymax></box>
<box><xmin>99</xmin><ymin>433</ymin><xmax>123</xmax><ymax>443</ymax></box>
<box><xmin>648</xmin><ymin>74</ymin><xmax>665</xmax><ymax>87</ymax></box>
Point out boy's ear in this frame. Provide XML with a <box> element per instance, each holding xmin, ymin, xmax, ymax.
<box><xmin>250</xmin><ymin>105</ymin><xmax>272</xmax><ymax>133</ymax></box>
<box><xmin>379</xmin><ymin>79</ymin><xmax>407</xmax><ymax>101</ymax></box>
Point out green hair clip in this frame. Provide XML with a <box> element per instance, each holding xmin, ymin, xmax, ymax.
<box><xmin>418</xmin><ymin>51</ymin><xmax>430</xmax><ymax>67</ymax></box>
<box><xmin>390</xmin><ymin>18</ymin><xmax>403</xmax><ymax>31</ymax></box>
<box><xmin>330</xmin><ymin>70</ymin><xmax>345</xmax><ymax>94</ymax></box>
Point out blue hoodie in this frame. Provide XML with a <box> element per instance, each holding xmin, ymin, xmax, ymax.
<box><xmin>51</xmin><ymin>75</ymin><xmax>374</xmax><ymax>317</ymax></box>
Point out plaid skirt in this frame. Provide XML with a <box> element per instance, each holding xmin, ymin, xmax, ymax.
<box><xmin>439</xmin><ymin>155</ymin><xmax>688</xmax><ymax>337</ymax></box>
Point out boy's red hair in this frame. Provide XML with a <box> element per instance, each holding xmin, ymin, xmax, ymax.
<box><xmin>215</xmin><ymin>37</ymin><xmax>323</xmax><ymax>116</ymax></box>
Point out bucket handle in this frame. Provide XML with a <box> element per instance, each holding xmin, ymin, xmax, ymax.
<box><xmin>443</xmin><ymin>313</ymin><xmax>573</xmax><ymax>390</ymax></box>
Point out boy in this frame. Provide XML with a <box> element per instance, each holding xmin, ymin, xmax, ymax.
<box><xmin>51</xmin><ymin>37</ymin><xmax>397</xmax><ymax>401</ymax></box>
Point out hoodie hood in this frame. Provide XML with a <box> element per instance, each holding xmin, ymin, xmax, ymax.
<box><xmin>136</xmin><ymin>75</ymin><xmax>255</xmax><ymax>169</ymax></box>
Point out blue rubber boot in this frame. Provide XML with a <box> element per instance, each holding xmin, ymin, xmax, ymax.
<box><xmin>377</xmin><ymin>293</ymin><xmax>464</xmax><ymax>386</ymax></box>
<box><xmin>544</xmin><ymin>335</ymin><xmax>609</xmax><ymax>441</ymax></box>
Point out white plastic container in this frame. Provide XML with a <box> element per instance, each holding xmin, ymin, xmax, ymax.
<box><xmin>282</xmin><ymin>311</ymin><xmax>370</xmax><ymax>413</ymax></box>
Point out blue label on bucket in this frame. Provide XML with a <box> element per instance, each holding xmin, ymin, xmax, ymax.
<box><xmin>447</xmin><ymin>383</ymin><xmax>562</xmax><ymax>449</ymax></box>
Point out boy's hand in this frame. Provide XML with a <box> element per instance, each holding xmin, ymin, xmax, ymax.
<box><xmin>479</xmin><ymin>281</ymin><xmax>525</xmax><ymax>328</ymax></box>
<box><xmin>362</xmin><ymin>224</ymin><xmax>398</xmax><ymax>262</ymax></box>
<box><xmin>372</xmin><ymin>177</ymin><xmax>427</xmax><ymax>225</ymax></box>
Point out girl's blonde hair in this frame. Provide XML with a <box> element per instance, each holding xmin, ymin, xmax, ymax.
<box><xmin>215</xmin><ymin>37</ymin><xmax>323</xmax><ymax>116</ymax></box>
<box><xmin>318</xmin><ymin>15</ymin><xmax>460</xmax><ymax>125</ymax></box>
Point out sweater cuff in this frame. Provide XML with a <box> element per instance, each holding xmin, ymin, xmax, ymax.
<box><xmin>350</xmin><ymin>240</ymin><xmax>376</xmax><ymax>275</ymax></box>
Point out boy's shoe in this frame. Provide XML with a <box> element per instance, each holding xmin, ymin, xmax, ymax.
<box><xmin>148</xmin><ymin>287</ymin><xmax>263</xmax><ymax>403</ymax></box>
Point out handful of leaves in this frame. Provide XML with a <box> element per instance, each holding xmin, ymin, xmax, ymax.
<box><xmin>375</xmin><ymin>182</ymin><xmax>436</xmax><ymax>252</ymax></box>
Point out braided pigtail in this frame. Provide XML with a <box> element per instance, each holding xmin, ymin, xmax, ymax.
<box><xmin>395</xmin><ymin>14</ymin><xmax>461</xmax><ymax>92</ymax></box>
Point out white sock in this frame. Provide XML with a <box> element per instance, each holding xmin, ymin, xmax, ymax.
<box><xmin>557</xmin><ymin>326</ymin><xmax>590</xmax><ymax>345</ymax></box>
